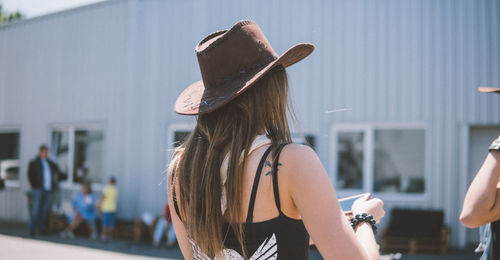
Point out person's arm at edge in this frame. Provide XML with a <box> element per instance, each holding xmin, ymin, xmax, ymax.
<box><xmin>167</xmin><ymin>162</ymin><xmax>195</xmax><ymax>260</ymax></box>
<box><xmin>460</xmin><ymin>150</ymin><xmax>500</xmax><ymax>228</ymax></box>
<box><xmin>282</xmin><ymin>144</ymin><xmax>380</xmax><ymax>260</ymax></box>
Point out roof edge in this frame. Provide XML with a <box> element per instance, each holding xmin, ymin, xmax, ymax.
<box><xmin>0</xmin><ymin>0</ymin><xmax>124</xmax><ymax>31</ymax></box>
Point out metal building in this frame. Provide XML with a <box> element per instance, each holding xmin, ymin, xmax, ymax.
<box><xmin>1</xmin><ymin>0</ymin><xmax>499</xmax><ymax>248</ymax></box>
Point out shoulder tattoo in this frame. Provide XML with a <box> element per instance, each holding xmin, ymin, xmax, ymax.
<box><xmin>264</xmin><ymin>161</ymin><xmax>283</xmax><ymax>176</ymax></box>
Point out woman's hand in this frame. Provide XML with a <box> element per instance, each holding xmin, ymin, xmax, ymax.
<box><xmin>351</xmin><ymin>194</ymin><xmax>385</xmax><ymax>223</ymax></box>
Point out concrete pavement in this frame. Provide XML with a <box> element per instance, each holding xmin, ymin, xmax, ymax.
<box><xmin>0</xmin><ymin>234</ymin><xmax>177</xmax><ymax>260</ymax></box>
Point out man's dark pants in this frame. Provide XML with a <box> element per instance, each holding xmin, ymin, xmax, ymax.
<box><xmin>30</xmin><ymin>188</ymin><xmax>51</xmax><ymax>233</ymax></box>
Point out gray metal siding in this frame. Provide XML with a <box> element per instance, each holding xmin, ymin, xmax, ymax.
<box><xmin>0</xmin><ymin>0</ymin><xmax>130</xmax><ymax>221</ymax></box>
<box><xmin>1</xmin><ymin>0</ymin><xmax>499</xmax><ymax>247</ymax></box>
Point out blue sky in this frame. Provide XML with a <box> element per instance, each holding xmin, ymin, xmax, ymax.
<box><xmin>1</xmin><ymin>0</ymin><xmax>107</xmax><ymax>18</ymax></box>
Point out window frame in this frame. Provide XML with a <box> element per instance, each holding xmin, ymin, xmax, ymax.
<box><xmin>48</xmin><ymin>123</ymin><xmax>106</xmax><ymax>190</ymax></box>
<box><xmin>330</xmin><ymin>122</ymin><xmax>430</xmax><ymax>202</ymax></box>
<box><xmin>166</xmin><ymin>122</ymin><xmax>196</xmax><ymax>162</ymax></box>
<box><xmin>0</xmin><ymin>126</ymin><xmax>22</xmax><ymax>188</ymax></box>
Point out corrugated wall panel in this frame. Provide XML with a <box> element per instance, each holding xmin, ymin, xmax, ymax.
<box><xmin>0</xmin><ymin>0</ymin><xmax>130</xmax><ymax>221</ymax></box>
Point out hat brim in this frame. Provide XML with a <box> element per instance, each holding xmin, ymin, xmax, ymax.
<box><xmin>174</xmin><ymin>43</ymin><xmax>314</xmax><ymax>115</ymax></box>
<box><xmin>478</xmin><ymin>87</ymin><xmax>500</xmax><ymax>94</ymax></box>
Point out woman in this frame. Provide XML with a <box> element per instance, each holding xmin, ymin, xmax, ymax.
<box><xmin>60</xmin><ymin>181</ymin><xmax>98</xmax><ymax>239</ymax></box>
<box><xmin>460</xmin><ymin>87</ymin><xmax>500</xmax><ymax>259</ymax></box>
<box><xmin>168</xmin><ymin>20</ymin><xmax>385</xmax><ymax>260</ymax></box>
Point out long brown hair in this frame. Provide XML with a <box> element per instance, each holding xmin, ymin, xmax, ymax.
<box><xmin>171</xmin><ymin>66</ymin><xmax>292</xmax><ymax>258</ymax></box>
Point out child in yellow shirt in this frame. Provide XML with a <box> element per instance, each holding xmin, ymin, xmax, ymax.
<box><xmin>100</xmin><ymin>177</ymin><xmax>118</xmax><ymax>240</ymax></box>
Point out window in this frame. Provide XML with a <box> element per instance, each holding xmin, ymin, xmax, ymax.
<box><xmin>50</xmin><ymin>126</ymin><xmax>105</xmax><ymax>185</ymax></box>
<box><xmin>73</xmin><ymin>130</ymin><xmax>104</xmax><ymax>183</ymax></box>
<box><xmin>373</xmin><ymin>129</ymin><xmax>425</xmax><ymax>193</ymax></box>
<box><xmin>167</xmin><ymin>123</ymin><xmax>195</xmax><ymax>163</ymax></box>
<box><xmin>51</xmin><ymin>130</ymin><xmax>70</xmax><ymax>182</ymax></box>
<box><xmin>0</xmin><ymin>131</ymin><xmax>20</xmax><ymax>186</ymax></box>
<box><xmin>173</xmin><ymin>131</ymin><xmax>190</xmax><ymax>148</ymax></box>
<box><xmin>332</xmin><ymin>124</ymin><xmax>427</xmax><ymax>195</ymax></box>
<box><xmin>336</xmin><ymin>131</ymin><xmax>364</xmax><ymax>189</ymax></box>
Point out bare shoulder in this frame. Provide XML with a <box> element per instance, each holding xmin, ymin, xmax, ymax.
<box><xmin>166</xmin><ymin>154</ymin><xmax>181</xmax><ymax>200</ymax></box>
<box><xmin>167</xmin><ymin>154</ymin><xmax>181</xmax><ymax>181</ymax></box>
<box><xmin>280</xmin><ymin>143</ymin><xmax>320</xmax><ymax>166</ymax></box>
<box><xmin>279</xmin><ymin>144</ymin><xmax>332</xmax><ymax>206</ymax></box>
<box><xmin>166</xmin><ymin>165</ymin><xmax>174</xmax><ymax>201</ymax></box>
<box><xmin>279</xmin><ymin>144</ymin><xmax>324</xmax><ymax>180</ymax></box>
<box><xmin>166</xmin><ymin>161</ymin><xmax>174</xmax><ymax>187</ymax></box>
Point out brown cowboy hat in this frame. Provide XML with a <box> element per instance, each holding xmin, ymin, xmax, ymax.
<box><xmin>174</xmin><ymin>20</ymin><xmax>314</xmax><ymax>115</ymax></box>
<box><xmin>478</xmin><ymin>87</ymin><xmax>500</xmax><ymax>94</ymax></box>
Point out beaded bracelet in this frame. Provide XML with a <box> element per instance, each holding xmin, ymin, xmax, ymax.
<box><xmin>350</xmin><ymin>213</ymin><xmax>378</xmax><ymax>234</ymax></box>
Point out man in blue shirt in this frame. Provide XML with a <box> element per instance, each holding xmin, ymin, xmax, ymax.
<box><xmin>28</xmin><ymin>144</ymin><xmax>61</xmax><ymax>236</ymax></box>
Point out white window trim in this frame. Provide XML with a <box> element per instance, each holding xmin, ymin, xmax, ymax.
<box><xmin>0</xmin><ymin>126</ymin><xmax>22</xmax><ymax>188</ymax></box>
<box><xmin>48</xmin><ymin>122</ymin><xmax>106</xmax><ymax>191</ymax></box>
<box><xmin>330</xmin><ymin>122</ymin><xmax>431</xmax><ymax>202</ymax></box>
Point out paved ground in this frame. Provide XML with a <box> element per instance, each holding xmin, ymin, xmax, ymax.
<box><xmin>0</xmin><ymin>221</ymin><xmax>480</xmax><ymax>260</ymax></box>
<box><xmin>0</xmin><ymin>221</ymin><xmax>183</xmax><ymax>259</ymax></box>
<box><xmin>0</xmin><ymin>234</ymin><xmax>174</xmax><ymax>260</ymax></box>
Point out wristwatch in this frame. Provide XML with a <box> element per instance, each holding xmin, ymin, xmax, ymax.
<box><xmin>490</xmin><ymin>135</ymin><xmax>500</xmax><ymax>151</ymax></box>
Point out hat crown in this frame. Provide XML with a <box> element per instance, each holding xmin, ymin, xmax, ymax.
<box><xmin>174</xmin><ymin>20</ymin><xmax>314</xmax><ymax>115</ymax></box>
<box><xmin>195</xmin><ymin>21</ymin><xmax>278</xmax><ymax>90</ymax></box>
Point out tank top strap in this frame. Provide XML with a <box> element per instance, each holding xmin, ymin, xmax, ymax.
<box><xmin>171</xmin><ymin>167</ymin><xmax>182</xmax><ymax>221</ymax></box>
<box><xmin>272</xmin><ymin>144</ymin><xmax>287</xmax><ymax>215</ymax></box>
<box><xmin>246</xmin><ymin>145</ymin><xmax>273</xmax><ymax>223</ymax></box>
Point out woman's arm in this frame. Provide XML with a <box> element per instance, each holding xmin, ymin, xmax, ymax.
<box><xmin>460</xmin><ymin>150</ymin><xmax>500</xmax><ymax>228</ymax></box>
<box><xmin>167</xmin><ymin>166</ymin><xmax>194</xmax><ymax>260</ymax></box>
<box><xmin>282</xmin><ymin>144</ymin><xmax>383</xmax><ymax>260</ymax></box>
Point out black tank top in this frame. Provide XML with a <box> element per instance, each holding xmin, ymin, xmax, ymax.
<box><xmin>172</xmin><ymin>145</ymin><xmax>310</xmax><ymax>259</ymax></box>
